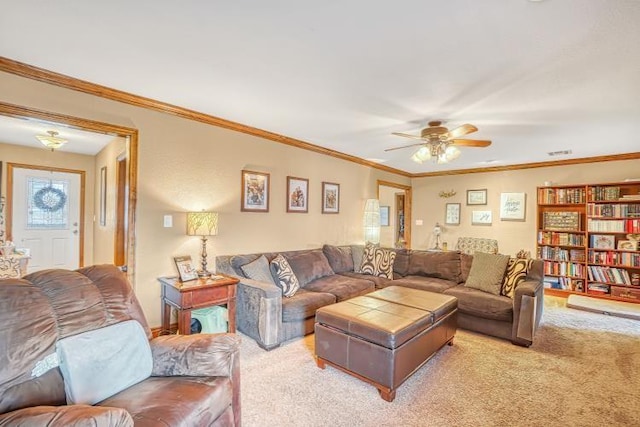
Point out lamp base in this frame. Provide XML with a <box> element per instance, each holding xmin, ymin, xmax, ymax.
<box><xmin>197</xmin><ymin>270</ymin><xmax>211</xmax><ymax>278</ymax></box>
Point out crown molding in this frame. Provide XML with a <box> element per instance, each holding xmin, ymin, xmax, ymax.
<box><xmin>0</xmin><ymin>56</ymin><xmax>411</xmax><ymax>178</ymax></box>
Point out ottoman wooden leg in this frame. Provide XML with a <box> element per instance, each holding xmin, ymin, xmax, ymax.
<box><xmin>378</xmin><ymin>387</ymin><xmax>396</xmax><ymax>402</ymax></box>
<box><xmin>316</xmin><ymin>357</ymin><xmax>326</xmax><ymax>369</ymax></box>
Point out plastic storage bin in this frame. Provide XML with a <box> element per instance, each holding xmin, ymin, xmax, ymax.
<box><xmin>190</xmin><ymin>305</ymin><xmax>228</xmax><ymax>333</ymax></box>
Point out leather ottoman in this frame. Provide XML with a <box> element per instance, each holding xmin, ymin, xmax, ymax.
<box><xmin>314</xmin><ymin>286</ymin><xmax>457</xmax><ymax>402</ymax></box>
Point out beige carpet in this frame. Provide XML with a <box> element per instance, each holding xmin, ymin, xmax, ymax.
<box><xmin>239</xmin><ymin>297</ymin><xmax>640</xmax><ymax>427</ymax></box>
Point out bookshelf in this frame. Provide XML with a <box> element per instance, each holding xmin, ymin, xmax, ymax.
<box><xmin>537</xmin><ymin>181</ymin><xmax>640</xmax><ymax>303</ymax></box>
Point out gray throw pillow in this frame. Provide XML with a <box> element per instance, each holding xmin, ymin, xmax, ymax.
<box><xmin>322</xmin><ymin>244</ymin><xmax>354</xmax><ymax>273</ymax></box>
<box><xmin>270</xmin><ymin>254</ymin><xmax>300</xmax><ymax>297</ymax></box>
<box><xmin>240</xmin><ymin>255</ymin><xmax>276</xmax><ymax>285</ymax></box>
<box><xmin>351</xmin><ymin>245</ymin><xmax>365</xmax><ymax>273</ymax></box>
<box><xmin>465</xmin><ymin>252</ymin><xmax>510</xmax><ymax>295</ymax></box>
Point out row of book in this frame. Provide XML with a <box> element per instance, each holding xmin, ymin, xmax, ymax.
<box><xmin>542</xmin><ymin>211</ymin><xmax>581</xmax><ymax>231</ymax></box>
<box><xmin>543</xmin><ymin>277</ymin><xmax>584</xmax><ymax>291</ymax></box>
<box><xmin>538</xmin><ymin>188</ymin><xmax>586</xmax><ymax>205</ymax></box>
<box><xmin>537</xmin><ymin>246</ymin><xmax>585</xmax><ymax>262</ymax></box>
<box><xmin>544</xmin><ymin>261</ymin><xmax>585</xmax><ymax>277</ymax></box>
<box><xmin>587</xmin><ymin>203</ymin><xmax>640</xmax><ymax>218</ymax></box>
<box><xmin>587</xmin><ymin>283</ymin><xmax>610</xmax><ymax>294</ymax></box>
<box><xmin>588</xmin><ymin>250</ymin><xmax>640</xmax><ymax>267</ymax></box>
<box><xmin>589</xmin><ymin>186</ymin><xmax>621</xmax><ymax>201</ymax></box>
<box><xmin>587</xmin><ymin>219</ymin><xmax>640</xmax><ymax>233</ymax></box>
<box><xmin>587</xmin><ymin>265</ymin><xmax>632</xmax><ymax>285</ymax></box>
<box><xmin>537</xmin><ymin>231</ymin><xmax>585</xmax><ymax>246</ymax></box>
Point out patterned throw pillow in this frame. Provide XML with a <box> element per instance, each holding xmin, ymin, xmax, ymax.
<box><xmin>501</xmin><ymin>258</ymin><xmax>532</xmax><ymax>298</ymax></box>
<box><xmin>360</xmin><ymin>245</ymin><xmax>396</xmax><ymax>279</ymax></box>
<box><xmin>465</xmin><ymin>252</ymin><xmax>510</xmax><ymax>295</ymax></box>
<box><xmin>240</xmin><ymin>255</ymin><xmax>276</xmax><ymax>285</ymax></box>
<box><xmin>270</xmin><ymin>254</ymin><xmax>300</xmax><ymax>297</ymax></box>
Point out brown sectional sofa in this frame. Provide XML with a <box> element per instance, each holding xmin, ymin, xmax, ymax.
<box><xmin>216</xmin><ymin>245</ymin><xmax>544</xmax><ymax>350</ymax></box>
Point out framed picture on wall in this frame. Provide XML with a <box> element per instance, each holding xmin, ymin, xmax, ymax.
<box><xmin>445</xmin><ymin>203</ymin><xmax>461</xmax><ymax>225</ymax></box>
<box><xmin>471</xmin><ymin>210</ymin><xmax>492</xmax><ymax>225</ymax></box>
<box><xmin>467</xmin><ymin>189</ymin><xmax>487</xmax><ymax>205</ymax></box>
<box><xmin>500</xmin><ymin>192</ymin><xmax>526</xmax><ymax>221</ymax></box>
<box><xmin>380</xmin><ymin>206</ymin><xmax>390</xmax><ymax>226</ymax></box>
<box><xmin>241</xmin><ymin>170</ymin><xmax>270</xmax><ymax>212</ymax></box>
<box><xmin>321</xmin><ymin>182</ymin><xmax>340</xmax><ymax>214</ymax></box>
<box><xmin>287</xmin><ymin>176</ymin><xmax>309</xmax><ymax>213</ymax></box>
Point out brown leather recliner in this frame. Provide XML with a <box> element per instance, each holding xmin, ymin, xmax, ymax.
<box><xmin>0</xmin><ymin>265</ymin><xmax>241</xmax><ymax>426</ymax></box>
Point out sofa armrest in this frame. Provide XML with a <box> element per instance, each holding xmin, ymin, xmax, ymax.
<box><xmin>511</xmin><ymin>278</ymin><xmax>544</xmax><ymax>346</ymax></box>
<box><xmin>150</xmin><ymin>333</ymin><xmax>240</xmax><ymax>377</ymax></box>
<box><xmin>0</xmin><ymin>405</ymin><xmax>133</xmax><ymax>426</ymax></box>
<box><xmin>235</xmin><ymin>277</ymin><xmax>283</xmax><ymax>350</ymax></box>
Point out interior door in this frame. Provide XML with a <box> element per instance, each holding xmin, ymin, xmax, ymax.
<box><xmin>10</xmin><ymin>166</ymin><xmax>82</xmax><ymax>272</ymax></box>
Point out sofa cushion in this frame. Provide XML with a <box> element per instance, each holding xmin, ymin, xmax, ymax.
<box><xmin>303</xmin><ymin>275</ymin><xmax>375</xmax><ymax>302</ymax></box>
<box><xmin>230</xmin><ymin>254</ymin><xmax>262</xmax><ymax>277</ymax></box>
<box><xmin>392</xmin><ymin>249</ymin><xmax>411</xmax><ymax>277</ymax></box>
<box><xmin>339</xmin><ymin>271</ymin><xmax>392</xmax><ymax>289</ymax></box>
<box><xmin>240</xmin><ymin>255</ymin><xmax>276</xmax><ymax>285</ymax></box>
<box><xmin>460</xmin><ymin>253</ymin><xmax>474</xmax><ymax>283</ymax></box>
<box><xmin>56</xmin><ymin>320</ymin><xmax>152</xmax><ymax>405</ymax></box>
<box><xmin>360</xmin><ymin>246</ymin><xmax>396</xmax><ymax>279</ymax></box>
<box><xmin>465</xmin><ymin>252</ymin><xmax>510</xmax><ymax>295</ymax></box>
<box><xmin>281</xmin><ymin>289</ymin><xmax>337</xmax><ymax>322</ymax></box>
<box><xmin>285</xmin><ymin>250</ymin><xmax>335</xmax><ymax>287</ymax></box>
<box><xmin>392</xmin><ymin>276</ymin><xmax>459</xmax><ymax>293</ymax></box>
<box><xmin>407</xmin><ymin>251</ymin><xmax>461</xmax><ymax>283</ymax></box>
<box><xmin>501</xmin><ymin>258</ymin><xmax>533</xmax><ymax>298</ymax></box>
<box><xmin>270</xmin><ymin>254</ymin><xmax>300</xmax><ymax>297</ymax></box>
<box><xmin>350</xmin><ymin>245</ymin><xmax>365</xmax><ymax>273</ymax></box>
<box><xmin>444</xmin><ymin>285</ymin><xmax>513</xmax><ymax>322</ymax></box>
<box><xmin>322</xmin><ymin>245</ymin><xmax>354</xmax><ymax>273</ymax></box>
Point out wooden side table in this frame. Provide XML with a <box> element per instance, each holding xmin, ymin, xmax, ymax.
<box><xmin>158</xmin><ymin>274</ymin><xmax>239</xmax><ymax>335</ymax></box>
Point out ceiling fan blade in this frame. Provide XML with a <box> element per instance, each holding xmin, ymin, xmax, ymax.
<box><xmin>391</xmin><ymin>132</ymin><xmax>427</xmax><ymax>141</ymax></box>
<box><xmin>384</xmin><ymin>142</ymin><xmax>426</xmax><ymax>152</ymax></box>
<box><xmin>446</xmin><ymin>124</ymin><xmax>478</xmax><ymax>139</ymax></box>
<box><xmin>450</xmin><ymin>139</ymin><xmax>492</xmax><ymax>147</ymax></box>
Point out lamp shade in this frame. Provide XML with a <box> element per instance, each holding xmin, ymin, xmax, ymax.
<box><xmin>186</xmin><ymin>211</ymin><xmax>219</xmax><ymax>236</ymax></box>
<box><xmin>363</xmin><ymin>199</ymin><xmax>381</xmax><ymax>244</ymax></box>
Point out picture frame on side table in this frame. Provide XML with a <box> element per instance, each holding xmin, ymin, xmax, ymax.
<box><xmin>321</xmin><ymin>182</ymin><xmax>340</xmax><ymax>214</ymax></box>
<box><xmin>467</xmin><ymin>189</ymin><xmax>487</xmax><ymax>205</ymax></box>
<box><xmin>499</xmin><ymin>192</ymin><xmax>526</xmax><ymax>221</ymax></box>
<box><xmin>380</xmin><ymin>206</ymin><xmax>390</xmax><ymax>226</ymax></box>
<box><xmin>174</xmin><ymin>255</ymin><xmax>198</xmax><ymax>282</ymax></box>
<box><xmin>287</xmin><ymin>176</ymin><xmax>309</xmax><ymax>213</ymax></box>
<box><xmin>471</xmin><ymin>210</ymin><xmax>492</xmax><ymax>225</ymax></box>
<box><xmin>241</xmin><ymin>170</ymin><xmax>270</xmax><ymax>212</ymax></box>
<box><xmin>445</xmin><ymin>203</ymin><xmax>461</xmax><ymax>225</ymax></box>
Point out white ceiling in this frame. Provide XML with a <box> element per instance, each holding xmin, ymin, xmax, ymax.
<box><xmin>1</xmin><ymin>1</ymin><xmax>639</xmax><ymax>173</ymax></box>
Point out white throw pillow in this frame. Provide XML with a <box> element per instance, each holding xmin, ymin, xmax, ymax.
<box><xmin>56</xmin><ymin>320</ymin><xmax>152</xmax><ymax>405</ymax></box>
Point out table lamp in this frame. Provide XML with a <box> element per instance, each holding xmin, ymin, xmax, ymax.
<box><xmin>186</xmin><ymin>211</ymin><xmax>219</xmax><ymax>277</ymax></box>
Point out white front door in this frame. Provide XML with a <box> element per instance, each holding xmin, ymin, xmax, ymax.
<box><xmin>11</xmin><ymin>167</ymin><xmax>82</xmax><ymax>272</ymax></box>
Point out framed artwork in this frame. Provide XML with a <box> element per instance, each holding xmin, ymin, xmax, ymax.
<box><xmin>467</xmin><ymin>189</ymin><xmax>487</xmax><ymax>205</ymax></box>
<box><xmin>590</xmin><ymin>234</ymin><xmax>615</xmax><ymax>250</ymax></box>
<box><xmin>380</xmin><ymin>206</ymin><xmax>390</xmax><ymax>226</ymax></box>
<box><xmin>500</xmin><ymin>192</ymin><xmax>526</xmax><ymax>221</ymax></box>
<box><xmin>321</xmin><ymin>182</ymin><xmax>340</xmax><ymax>214</ymax></box>
<box><xmin>174</xmin><ymin>255</ymin><xmax>198</xmax><ymax>282</ymax></box>
<box><xmin>241</xmin><ymin>170</ymin><xmax>270</xmax><ymax>212</ymax></box>
<box><xmin>617</xmin><ymin>240</ymin><xmax>638</xmax><ymax>251</ymax></box>
<box><xmin>287</xmin><ymin>176</ymin><xmax>309</xmax><ymax>213</ymax></box>
<box><xmin>471</xmin><ymin>210</ymin><xmax>492</xmax><ymax>225</ymax></box>
<box><xmin>99</xmin><ymin>166</ymin><xmax>107</xmax><ymax>226</ymax></box>
<box><xmin>445</xmin><ymin>203</ymin><xmax>461</xmax><ymax>225</ymax></box>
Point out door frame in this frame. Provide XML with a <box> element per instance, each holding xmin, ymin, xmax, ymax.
<box><xmin>0</xmin><ymin>101</ymin><xmax>139</xmax><ymax>282</ymax></box>
<box><xmin>377</xmin><ymin>180</ymin><xmax>412</xmax><ymax>248</ymax></box>
<box><xmin>7</xmin><ymin>164</ymin><xmax>86</xmax><ymax>268</ymax></box>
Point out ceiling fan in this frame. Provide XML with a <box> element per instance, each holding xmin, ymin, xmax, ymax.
<box><xmin>387</xmin><ymin>121</ymin><xmax>491</xmax><ymax>164</ymax></box>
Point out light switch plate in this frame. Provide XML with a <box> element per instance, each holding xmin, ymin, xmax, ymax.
<box><xmin>163</xmin><ymin>215</ymin><xmax>173</xmax><ymax>228</ymax></box>
<box><xmin>415</xmin><ymin>219</ymin><xmax>423</xmax><ymax>226</ymax></box>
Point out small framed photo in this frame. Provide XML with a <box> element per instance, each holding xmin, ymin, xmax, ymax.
<box><xmin>617</xmin><ymin>240</ymin><xmax>639</xmax><ymax>251</ymax></box>
<box><xmin>467</xmin><ymin>189</ymin><xmax>487</xmax><ymax>205</ymax></box>
<box><xmin>287</xmin><ymin>176</ymin><xmax>309</xmax><ymax>213</ymax></box>
<box><xmin>241</xmin><ymin>170</ymin><xmax>270</xmax><ymax>212</ymax></box>
<box><xmin>380</xmin><ymin>206</ymin><xmax>390</xmax><ymax>226</ymax></box>
<box><xmin>591</xmin><ymin>234</ymin><xmax>615</xmax><ymax>250</ymax></box>
<box><xmin>472</xmin><ymin>210</ymin><xmax>492</xmax><ymax>225</ymax></box>
<box><xmin>174</xmin><ymin>255</ymin><xmax>198</xmax><ymax>282</ymax></box>
<box><xmin>445</xmin><ymin>203</ymin><xmax>461</xmax><ymax>225</ymax></box>
<box><xmin>500</xmin><ymin>192</ymin><xmax>526</xmax><ymax>221</ymax></box>
<box><xmin>322</xmin><ymin>182</ymin><xmax>340</xmax><ymax>214</ymax></box>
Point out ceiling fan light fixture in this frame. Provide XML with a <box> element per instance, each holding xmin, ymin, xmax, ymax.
<box><xmin>411</xmin><ymin>146</ymin><xmax>431</xmax><ymax>163</ymax></box>
<box><xmin>36</xmin><ymin>130</ymin><xmax>67</xmax><ymax>150</ymax></box>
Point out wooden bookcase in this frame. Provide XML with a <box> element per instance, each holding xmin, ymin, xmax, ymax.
<box><xmin>537</xmin><ymin>181</ymin><xmax>640</xmax><ymax>303</ymax></box>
